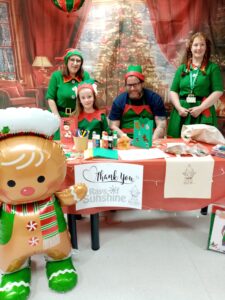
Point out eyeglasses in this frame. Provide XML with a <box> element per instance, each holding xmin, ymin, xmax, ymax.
<box><xmin>126</xmin><ymin>82</ymin><xmax>141</xmax><ymax>89</ymax></box>
<box><xmin>68</xmin><ymin>57</ymin><xmax>81</xmax><ymax>63</ymax></box>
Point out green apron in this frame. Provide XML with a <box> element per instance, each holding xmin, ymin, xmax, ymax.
<box><xmin>121</xmin><ymin>100</ymin><xmax>154</xmax><ymax>138</ymax></box>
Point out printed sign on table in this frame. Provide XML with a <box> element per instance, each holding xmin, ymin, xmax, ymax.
<box><xmin>164</xmin><ymin>156</ymin><xmax>214</xmax><ymax>198</ymax></box>
<box><xmin>75</xmin><ymin>163</ymin><xmax>143</xmax><ymax>210</ymax></box>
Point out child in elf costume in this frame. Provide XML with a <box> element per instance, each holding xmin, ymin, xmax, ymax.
<box><xmin>75</xmin><ymin>80</ymin><xmax>110</xmax><ymax>138</ymax></box>
<box><xmin>0</xmin><ymin>107</ymin><xmax>87</xmax><ymax>300</ymax></box>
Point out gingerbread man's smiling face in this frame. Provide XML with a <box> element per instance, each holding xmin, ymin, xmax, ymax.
<box><xmin>0</xmin><ymin>135</ymin><xmax>66</xmax><ymax>205</ymax></box>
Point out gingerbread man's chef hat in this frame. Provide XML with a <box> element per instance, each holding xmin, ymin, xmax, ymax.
<box><xmin>0</xmin><ymin>107</ymin><xmax>60</xmax><ymax>138</ymax></box>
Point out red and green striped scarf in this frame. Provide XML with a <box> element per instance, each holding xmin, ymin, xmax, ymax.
<box><xmin>3</xmin><ymin>196</ymin><xmax>60</xmax><ymax>249</ymax></box>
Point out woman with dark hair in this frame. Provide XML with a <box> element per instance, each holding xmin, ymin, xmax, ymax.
<box><xmin>46</xmin><ymin>49</ymin><xmax>91</xmax><ymax>139</ymax></box>
<box><xmin>167</xmin><ymin>32</ymin><xmax>223</xmax><ymax>138</ymax></box>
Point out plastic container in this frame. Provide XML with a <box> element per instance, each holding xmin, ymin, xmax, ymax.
<box><xmin>102</xmin><ymin>131</ymin><xmax>108</xmax><ymax>148</ymax></box>
<box><xmin>108</xmin><ymin>132</ymin><xmax>113</xmax><ymax>149</ymax></box>
<box><xmin>95</xmin><ymin>134</ymin><xmax>100</xmax><ymax>148</ymax></box>
<box><xmin>113</xmin><ymin>130</ymin><xmax>118</xmax><ymax>148</ymax></box>
<box><xmin>92</xmin><ymin>131</ymin><xmax>97</xmax><ymax>148</ymax></box>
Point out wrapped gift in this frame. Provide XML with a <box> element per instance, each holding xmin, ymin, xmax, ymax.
<box><xmin>208</xmin><ymin>205</ymin><xmax>225</xmax><ymax>254</ymax></box>
<box><xmin>133</xmin><ymin>118</ymin><xmax>153</xmax><ymax>149</ymax></box>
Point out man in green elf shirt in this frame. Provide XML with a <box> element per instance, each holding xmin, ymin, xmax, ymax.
<box><xmin>108</xmin><ymin>65</ymin><xmax>167</xmax><ymax>140</ymax></box>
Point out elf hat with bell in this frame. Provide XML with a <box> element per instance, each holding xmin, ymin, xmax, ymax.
<box><xmin>125</xmin><ymin>65</ymin><xmax>145</xmax><ymax>82</ymax></box>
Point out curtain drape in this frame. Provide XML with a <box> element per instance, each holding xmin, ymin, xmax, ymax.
<box><xmin>145</xmin><ymin>0</ymin><xmax>221</xmax><ymax>65</ymax></box>
<box><xmin>19</xmin><ymin>0</ymin><xmax>91</xmax><ymax>65</ymax></box>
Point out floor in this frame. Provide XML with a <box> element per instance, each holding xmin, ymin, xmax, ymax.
<box><xmin>25</xmin><ymin>208</ymin><xmax>225</xmax><ymax>299</ymax></box>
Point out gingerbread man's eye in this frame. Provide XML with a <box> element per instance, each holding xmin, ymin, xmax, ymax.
<box><xmin>37</xmin><ymin>176</ymin><xmax>45</xmax><ymax>183</ymax></box>
<box><xmin>7</xmin><ymin>180</ymin><xmax>16</xmax><ymax>187</ymax></box>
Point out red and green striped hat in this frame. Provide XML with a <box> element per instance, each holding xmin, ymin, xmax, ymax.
<box><xmin>52</xmin><ymin>0</ymin><xmax>85</xmax><ymax>13</ymax></box>
<box><xmin>77</xmin><ymin>79</ymin><xmax>96</xmax><ymax>94</ymax></box>
<box><xmin>125</xmin><ymin>65</ymin><xmax>145</xmax><ymax>82</ymax></box>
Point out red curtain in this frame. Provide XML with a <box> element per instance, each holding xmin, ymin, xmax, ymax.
<box><xmin>18</xmin><ymin>0</ymin><xmax>91</xmax><ymax>65</ymax></box>
<box><xmin>146</xmin><ymin>0</ymin><xmax>220</xmax><ymax>65</ymax></box>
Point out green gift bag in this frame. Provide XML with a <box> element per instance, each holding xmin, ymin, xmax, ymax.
<box><xmin>133</xmin><ymin>118</ymin><xmax>153</xmax><ymax>149</ymax></box>
<box><xmin>207</xmin><ymin>205</ymin><xmax>225</xmax><ymax>253</ymax></box>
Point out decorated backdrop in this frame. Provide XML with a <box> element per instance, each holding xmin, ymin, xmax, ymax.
<box><xmin>0</xmin><ymin>0</ymin><xmax>224</xmax><ymax>130</ymax></box>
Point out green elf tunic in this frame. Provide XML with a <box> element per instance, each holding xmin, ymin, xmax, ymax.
<box><xmin>46</xmin><ymin>70</ymin><xmax>91</xmax><ymax>140</ymax></box>
<box><xmin>78</xmin><ymin>110</ymin><xmax>109</xmax><ymax>139</ymax></box>
<box><xmin>167</xmin><ymin>61</ymin><xmax>223</xmax><ymax>138</ymax></box>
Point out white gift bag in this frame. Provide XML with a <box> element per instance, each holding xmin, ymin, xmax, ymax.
<box><xmin>181</xmin><ymin>124</ymin><xmax>225</xmax><ymax>145</ymax></box>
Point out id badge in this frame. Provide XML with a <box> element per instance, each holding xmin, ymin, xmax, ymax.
<box><xmin>186</xmin><ymin>94</ymin><xmax>196</xmax><ymax>103</ymax></box>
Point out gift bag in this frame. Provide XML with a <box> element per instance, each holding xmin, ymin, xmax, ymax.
<box><xmin>60</xmin><ymin>117</ymin><xmax>77</xmax><ymax>147</ymax></box>
<box><xmin>181</xmin><ymin>124</ymin><xmax>225</xmax><ymax>145</ymax></box>
<box><xmin>133</xmin><ymin>118</ymin><xmax>153</xmax><ymax>149</ymax></box>
<box><xmin>207</xmin><ymin>205</ymin><xmax>225</xmax><ymax>253</ymax></box>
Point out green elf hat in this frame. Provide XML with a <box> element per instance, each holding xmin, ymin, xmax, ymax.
<box><xmin>125</xmin><ymin>65</ymin><xmax>145</xmax><ymax>82</ymax></box>
<box><xmin>63</xmin><ymin>48</ymin><xmax>83</xmax><ymax>65</ymax></box>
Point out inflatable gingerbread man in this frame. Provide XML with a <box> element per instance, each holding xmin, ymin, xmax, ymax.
<box><xmin>0</xmin><ymin>107</ymin><xmax>87</xmax><ymax>300</ymax></box>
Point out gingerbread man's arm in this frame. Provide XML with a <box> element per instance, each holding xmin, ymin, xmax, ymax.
<box><xmin>55</xmin><ymin>183</ymin><xmax>88</xmax><ymax>206</ymax></box>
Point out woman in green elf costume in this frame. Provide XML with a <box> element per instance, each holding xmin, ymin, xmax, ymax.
<box><xmin>75</xmin><ymin>80</ymin><xmax>110</xmax><ymax>139</ymax></box>
<box><xmin>167</xmin><ymin>32</ymin><xmax>223</xmax><ymax>216</ymax></box>
<box><xmin>167</xmin><ymin>32</ymin><xmax>223</xmax><ymax>138</ymax></box>
<box><xmin>46</xmin><ymin>48</ymin><xmax>92</xmax><ymax>140</ymax></box>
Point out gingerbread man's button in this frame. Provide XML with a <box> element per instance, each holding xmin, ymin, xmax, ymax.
<box><xmin>26</xmin><ymin>220</ymin><xmax>38</xmax><ymax>232</ymax></box>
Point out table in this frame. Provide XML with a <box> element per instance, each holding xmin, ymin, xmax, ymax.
<box><xmin>62</xmin><ymin>140</ymin><xmax>225</xmax><ymax>250</ymax></box>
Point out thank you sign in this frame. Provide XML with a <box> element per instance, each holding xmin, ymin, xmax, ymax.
<box><xmin>75</xmin><ymin>163</ymin><xmax>144</xmax><ymax>210</ymax></box>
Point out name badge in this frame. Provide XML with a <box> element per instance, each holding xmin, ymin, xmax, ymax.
<box><xmin>186</xmin><ymin>94</ymin><xmax>196</xmax><ymax>103</ymax></box>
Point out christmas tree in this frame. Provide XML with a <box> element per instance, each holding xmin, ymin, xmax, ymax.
<box><xmin>77</xmin><ymin>0</ymin><xmax>171</xmax><ymax>110</ymax></box>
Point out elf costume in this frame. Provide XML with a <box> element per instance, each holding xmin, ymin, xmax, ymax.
<box><xmin>109</xmin><ymin>65</ymin><xmax>166</xmax><ymax>138</ymax></box>
<box><xmin>76</xmin><ymin>80</ymin><xmax>109</xmax><ymax>138</ymax></box>
<box><xmin>167</xmin><ymin>61</ymin><xmax>223</xmax><ymax>138</ymax></box>
<box><xmin>78</xmin><ymin>110</ymin><xmax>109</xmax><ymax>139</ymax></box>
<box><xmin>46</xmin><ymin>49</ymin><xmax>91</xmax><ymax>140</ymax></box>
<box><xmin>0</xmin><ymin>107</ymin><xmax>87</xmax><ymax>300</ymax></box>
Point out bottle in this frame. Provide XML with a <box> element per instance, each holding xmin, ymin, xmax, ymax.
<box><xmin>113</xmin><ymin>130</ymin><xmax>118</xmax><ymax>148</ymax></box>
<box><xmin>92</xmin><ymin>131</ymin><xmax>96</xmax><ymax>148</ymax></box>
<box><xmin>102</xmin><ymin>131</ymin><xmax>108</xmax><ymax>148</ymax></box>
<box><xmin>95</xmin><ymin>134</ymin><xmax>100</xmax><ymax>148</ymax></box>
<box><xmin>108</xmin><ymin>131</ymin><xmax>113</xmax><ymax>149</ymax></box>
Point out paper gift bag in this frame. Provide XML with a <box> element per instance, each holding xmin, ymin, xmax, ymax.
<box><xmin>181</xmin><ymin>124</ymin><xmax>225</xmax><ymax>145</ymax></box>
<box><xmin>208</xmin><ymin>205</ymin><xmax>225</xmax><ymax>253</ymax></box>
<box><xmin>133</xmin><ymin>118</ymin><xmax>153</xmax><ymax>149</ymax></box>
<box><xmin>60</xmin><ymin>117</ymin><xmax>77</xmax><ymax>146</ymax></box>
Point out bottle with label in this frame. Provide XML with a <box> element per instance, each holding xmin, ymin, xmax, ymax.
<box><xmin>108</xmin><ymin>131</ymin><xmax>113</xmax><ymax>149</ymax></box>
<box><xmin>92</xmin><ymin>131</ymin><xmax>96</xmax><ymax>148</ymax></box>
<box><xmin>113</xmin><ymin>130</ymin><xmax>118</xmax><ymax>148</ymax></box>
<box><xmin>95</xmin><ymin>134</ymin><xmax>100</xmax><ymax>148</ymax></box>
<box><xmin>102</xmin><ymin>131</ymin><xmax>108</xmax><ymax>148</ymax></box>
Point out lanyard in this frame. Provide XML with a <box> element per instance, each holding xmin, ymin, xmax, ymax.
<box><xmin>189</xmin><ymin>68</ymin><xmax>199</xmax><ymax>94</ymax></box>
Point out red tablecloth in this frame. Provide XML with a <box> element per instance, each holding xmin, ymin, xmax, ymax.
<box><xmin>63</xmin><ymin>140</ymin><xmax>225</xmax><ymax>214</ymax></box>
